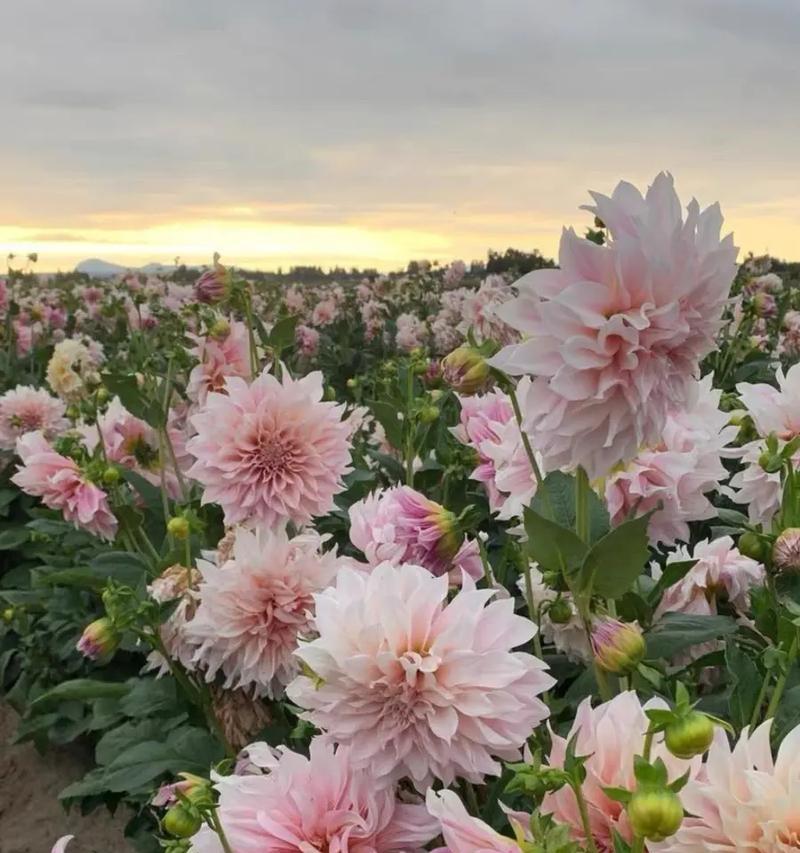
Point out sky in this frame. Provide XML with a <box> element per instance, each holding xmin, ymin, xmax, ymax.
<box><xmin>2</xmin><ymin>0</ymin><xmax>799</xmax><ymax>272</ymax></box>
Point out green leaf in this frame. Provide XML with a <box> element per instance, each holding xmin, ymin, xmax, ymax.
<box><xmin>530</xmin><ymin>471</ymin><xmax>610</xmax><ymax>543</ymax></box>
<box><xmin>367</xmin><ymin>400</ymin><xmax>404</xmax><ymax>450</ymax></box>
<box><xmin>0</xmin><ymin>527</ymin><xmax>30</xmax><ymax>550</ymax></box>
<box><xmin>725</xmin><ymin>641</ymin><xmax>762</xmax><ymax>729</ymax></box>
<box><xmin>522</xmin><ymin>507</ymin><xmax>588</xmax><ymax>575</ymax></box>
<box><xmin>580</xmin><ymin>513</ymin><xmax>652</xmax><ymax>599</ymax></box>
<box><xmin>96</xmin><ymin>719</ymin><xmax>175</xmax><ymax>766</ymax></box>
<box><xmin>650</xmin><ymin>560</ymin><xmax>698</xmax><ymax>603</ymax></box>
<box><xmin>602</xmin><ymin>786</ymin><xmax>632</xmax><ymax>804</ymax></box>
<box><xmin>30</xmin><ymin>679</ymin><xmax>130</xmax><ymax>712</ymax></box>
<box><xmin>645</xmin><ymin>614</ymin><xmax>738</xmax><ymax>660</ymax></box>
<box><xmin>268</xmin><ymin>314</ymin><xmax>299</xmax><ymax>351</ymax></box>
<box><xmin>89</xmin><ymin>551</ymin><xmax>151</xmax><ymax>587</ymax></box>
<box><xmin>119</xmin><ymin>677</ymin><xmax>181</xmax><ymax>718</ymax></box>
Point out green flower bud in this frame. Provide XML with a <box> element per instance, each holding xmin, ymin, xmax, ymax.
<box><xmin>66</xmin><ymin>405</ymin><xmax>81</xmax><ymax>420</ymax></box>
<box><xmin>548</xmin><ymin>597</ymin><xmax>573</xmax><ymax>624</ymax></box>
<box><xmin>163</xmin><ymin>804</ymin><xmax>202</xmax><ymax>838</ymax></box>
<box><xmin>664</xmin><ymin>711</ymin><xmax>715</xmax><ymax>759</ymax></box>
<box><xmin>102</xmin><ymin>466</ymin><xmax>121</xmax><ymax>486</ymax></box>
<box><xmin>167</xmin><ymin>517</ymin><xmax>191</xmax><ymax>540</ymax></box>
<box><xmin>209</xmin><ymin>318</ymin><xmax>231</xmax><ymax>340</ymax></box>
<box><xmin>441</xmin><ymin>345</ymin><xmax>490</xmax><ymax>395</ymax></box>
<box><xmin>737</xmin><ymin>531</ymin><xmax>767</xmax><ymax>563</ymax></box>
<box><xmin>627</xmin><ymin>788</ymin><xmax>684</xmax><ymax>842</ymax></box>
<box><xmin>346</xmin><ymin>377</ymin><xmax>358</xmax><ymax>389</ymax></box>
<box><xmin>758</xmin><ymin>450</ymin><xmax>783</xmax><ymax>474</ymax></box>
<box><xmin>76</xmin><ymin>617</ymin><xmax>120</xmax><ymax>662</ymax></box>
<box><xmin>591</xmin><ymin>618</ymin><xmax>645</xmax><ymax>675</ymax></box>
<box><xmin>418</xmin><ymin>405</ymin><xmax>440</xmax><ymax>424</ymax></box>
<box><xmin>2</xmin><ymin>606</ymin><xmax>14</xmax><ymax>623</ymax></box>
<box><xmin>95</xmin><ymin>387</ymin><xmax>109</xmax><ymax>404</ymax></box>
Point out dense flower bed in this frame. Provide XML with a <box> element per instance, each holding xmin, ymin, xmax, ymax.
<box><xmin>3</xmin><ymin>173</ymin><xmax>800</xmax><ymax>852</ymax></box>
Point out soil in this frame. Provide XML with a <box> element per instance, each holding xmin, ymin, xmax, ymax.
<box><xmin>0</xmin><ymin>703</ymin><xmax>133</xmax><ymax>853</ymax></box>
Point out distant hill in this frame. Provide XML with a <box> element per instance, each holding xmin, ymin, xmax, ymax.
<box><xmin>74</xmin><ymin>259</ymin><xmax>195</xmax><ymax>278</ymax></box>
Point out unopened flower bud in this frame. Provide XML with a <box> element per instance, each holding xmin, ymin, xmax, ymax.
<box><xmin>2</xmin><ymin>606</ymin><xmax>14</xmax><ymax>623</ymax></box>
<box><xmin>627</xmin><ymin>788</ymin><xmax>684</xmax><ymax>842</ymax></box>
<box><xmin>162</xmin><ymin>804</ymin><xmax>202</xmax><ymax>838</ymax></box>
<box><xmin>346</xmin><ymin>378</ymin><xmax>358</xmax><ymax>389</ymax></box>
<box><xmin>76</xmin><ymin>617</ymin><xmax>120</xmax><ymax>662</ymax></box>
<box><xmin>102</xmin><ymin>466</ymin><xmax>121</xmax><ymax>486</ymax></box>
<box><xmin>66</xmin><ymin>405</ymin><xmax>81</xmax><ymax>421</ymax></box>
<box><xmin>209</xmin><ymin>318</ymin><xmax>231</xmax><ymax>340</ymax></box>
<box><xmin>591</xmin><ymin>618</ymin><xmax>645</xmax><ymax>674</ymax></box>
<box><xmin>194</xmin><ymin>263</ymin><xmax>229</xmax><ymax>305</ymax></box>
<box><xmin>419</xmin><ymin>405</ymin><xmax>440</xmax><ymax>424</ymax></box>
<box><xmin>753</xmin><ymin>291</ymin><xmax>777</xmax><ymax>318</ymax></box>
<box><xmin>664</xmin><ymin>711</ymin><xmax>715</xmax><ymax>759</ymax></box>
<box><xmin>324</xmin><ymin>386</ymin><xmax>337</xmax><ymax>401</ymax></box>
<box><xmin>441</xmin><ymin>345</ymin><xmax>490</xmax><ymax>395</ymax></box>
<box><xmin>773</xmin><ymin>528</ymin><xmax>800</xmax><ymax>574</ymax></box>
<box><xmin>737</xmin><ymin>531</ymin><xmax>767</xmax><ymax>563</ymax></box>
<box><xmin>422</xmin><ymin>360</ymin><xmax>442</xmax><ymax>388</ymax></box>
<box><xmin>95</xmin><ymin>387</ymin><xmax>109</xmax><ymax>404</ymax></box>
<box><xmin>548</xmin><ymin>597</ymin><xmax>573</xmax><ymax>624</ymax></box>
<box><xmin>758</xmin><ymin>450</ymin><xmax>783</xmax><ymax>474</ymax></box>
<box><xmin>167</xmin><ymin>517</ymin><xmax>190</xmax><ymax>540</ymax></box>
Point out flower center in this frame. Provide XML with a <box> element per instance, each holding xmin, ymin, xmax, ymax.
<box><xmin>252</xmin><ymin>435</ymin><xmax>298</xmax><ymax>481</ymax></box>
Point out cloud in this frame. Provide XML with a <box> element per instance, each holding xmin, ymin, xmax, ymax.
<box><xmin>0</xmin><ymin>1</ymin><xmax>798</xmax><ymax>268</ymax></box>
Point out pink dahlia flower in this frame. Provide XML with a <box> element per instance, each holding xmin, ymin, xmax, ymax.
<box><xmin>426</xmin><ymin>789</ymin><xmax>520</xmax><ymax>853</ymax></box>
<box><xmin>348</xmin><ymin>486</ymin><xmax>483</xmax><ymax>580</ymax></box>
<box><xmin>655</xmin><ymin>721</ymin><xmax>800</xmax><ymax>852</ymax></box>
<box><xmin>189</xmin><ymin>739</ymin><xmax>439</xmax><ymax>853</ymax></box>
<box><xmin>458</xmin><ymin>274</ymin><xmax>519</xmax><ymax>346</ymax></box>
<box><xmin>187</xmin><ymin>526</ymin><xmax>346</xmax><ymax>696</ymax></box>
<box><xmin>737</xmin><ymin>363</ymin><xmax>800</xmax><ymax>441</ymax></box>
<box><xmin>186</xmin><ymin>369</ymin><xmax>352</xmax><ymax>527</ymax></box>
<box><xmin>287</xmin><ymin>562</ymin><xmax>554</xmax><ymax>789</ymax></box>
<box><xmin>295</xmin><ymin>323</ymin><xmax>320</xmax><ymax>356</ymax></box>
<box><xmin>653</xmin><ymin>536</ymin><xmax>764</xmax><ymax>621</ymax></box>
<box><xmin>606</xmin><ymin>375</ymin><xmax>736</xmax><ymax>546</ymax></box>
<box><xmin>543</xmin><ymin>692</ymin><xmax>698</xmax><ymax>851</ymax></box>
<box><xmin>490</xmin><ymin>173</ymin><xmax>738</xmax><ymax>479</ymax></box>
<box><xmin>395</xmin><ymin>312</ymin><xmax>428</xmax><ymax>352</ymax></box>
<box><xmin>452</xmin><ymin>380</ymin><xmax>540</xmax><ymax>520</ymax></box>
<box><xmin>0</xmin><ymin>385</ymin><xmax>68</xmax><ymax>451</ymax></box>
<box><xmin>186</xmin><ymin>319</ymin><xmax>252</xmax><ymax>406</ymax></box>
<box><xmin>443</xmin><ymin>259</ymin><xmax>467</xmax><ymax>289</ymax></box>
<box><xmin>726</xmin><ymin>439</ymin><xmax>793</xmax><ymax>525</ymax></box>
<box><xmin>12</xmin><ymin>432</ymin><xmax>117</xmax><ymax>540</ymax></box>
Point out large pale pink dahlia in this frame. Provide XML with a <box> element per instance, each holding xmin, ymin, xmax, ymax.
<box><xmin>426</xmin><ymin>789</ymin><xmax>520</xmax><ymax>853</ymax></box>
<box><xmin>737</xmin><ymin>362</ymin><xmax>800</xmax><ymax>441</ymax></box>
<box><xmin>12</xmin><ymin>431</ymin><xmax>117</xmax><ymax>540</ymax></box>
<box><xmin>605</xmin><ymin>375</ymin><xmax>736</xmax><ymax>546</ymax></box>
<box><xmin>186</xmin><ymin>369</ymin><xmax>352</xmax><ymax>526</ymax></box>
<box><xmin>543</xmin><ymin>692</ymin><xmax>698</xmax><ymax>851</ymax></box>
<box><xmin>655</xmin><ymin>722</ymin><xmax>800</xmax><ymax>852</ymax></box>
<box><xmin>348</xmin><ymin>486</ymin><xmax>483</xmax><ymax>580</ymax></box>
<box><xmin>189</xmin><ymin>739</ymin><xmax>439</xmax><ymax>853</ymax></box>
<box><xmin>187</xmin><ymin>526</ymin><xmax>346</xmax><ymax>696</ymax></box>
<box><xmin>287</xmin><ymin>562</ymin><xmax>554</xmax><ymax>789</ymax></box>
<box><xmin>0</xmin><ymin>385</ymin><xmax>68</xmax><ymax>451</ymax></box>
<box><xmin>490</xmin><ymin>173</ymin><xmax>738</xmax><ymax>478</ymax></box>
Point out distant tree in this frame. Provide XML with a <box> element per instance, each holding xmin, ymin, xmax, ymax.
<box><xmin>485</xmin><ymin>248</ymin><xmax>554</xmax><ymax>276</ymax></box>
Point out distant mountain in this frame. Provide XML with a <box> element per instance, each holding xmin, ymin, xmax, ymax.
<box><xmin>74</xmin><ymin>258</ymin><xmax>199</xmax><ymax>278</ymax></box>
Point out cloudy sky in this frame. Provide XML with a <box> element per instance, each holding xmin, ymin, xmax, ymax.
<box><xmin>2</xmin><ymin>0</ymin><xmax>799</xmax><ymax>271</ymax></box>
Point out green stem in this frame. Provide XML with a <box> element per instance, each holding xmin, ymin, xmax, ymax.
<box><xmin>404</xmin><ymin>367</ymin><xmax>416</xmax><ymax>486</ymax></box>
<box><xmin>571</xmin><ymin>777</ymin><xmax>599</xmax><ymax>853</ymax></box>
<box><xmin>575</xmin><ymin>466</ymin><xmax>590</xmax><ymax>543</ymax></box>
<box><xmin>765</xmin><ymin>632</ymin><xmax>800</xmax><ymax>721</ymax></box>
<box><xmin>749</xmin><ymin>667</ymin><xmax>772</xmax><ymax>730</ymax></box>
<box><xmin>507</xmin><ymin>382</ymin><xmax>551</xmax><ymax>516</ymax></box>
<box><xmin>157</xmin><ymin>429</ymin><xmax>172</xmax><ymax>529</ymax></box>
<box><xmin>642</xmin><ymin>728</ymin><xmax>655</xmax><ymax>762</ymax></box>
<box><xmin>242</xmin><ymin>288</ymin><xmax>260</xmax><ymax>377</ymax></box>
<box><xmin>631</xmin><ymin>837</ymin><xmax>645</xmax><ymax>853</ymax></box>
<box><xmin>208</xmin><ymin>807</ymin><xmax>234</xmax><ymax>853</ymax></box>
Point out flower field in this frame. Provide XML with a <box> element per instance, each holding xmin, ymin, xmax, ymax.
<box><xmin>3</xmin><ymin>173</ymin><xmax>800</xmax><ymax>852</ymax></box>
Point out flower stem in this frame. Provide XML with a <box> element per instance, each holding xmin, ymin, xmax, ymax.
<box><xmin>575</xmin><ymin>466</ymin><xmax>590</xmax><ymax>543</ymax></box>
<box><xmin>404</xmin><ymin>367</ymin><xmax>416</xmax><ymax>486</ymax></box>
<box><xmin>570</xmin><ymin>776</ymin><xmax>599</xmax><ymax>853</ymax></box>
<box><xmin>208</xmin><ymin>807</ymin><xmax>234</xmax><ymax>853</ymax></box>
<box><xmin>507</xmin><ymin>382</ymin><xmax>551</xmax><ymax>517</ymax></box>
<box><xmin>765</xmin><ymin>631</ymin><xmax>799</xmax><ymax>722</ymax></box>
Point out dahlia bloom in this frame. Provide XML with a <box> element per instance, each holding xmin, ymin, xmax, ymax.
<box><xmin>186</xmin><ymin>319</ymin><xmax>252</xmax><ymax>406</ymax></box>
<box><xmin>12</xmin><ymin>431</ymin><xmax>117</xmax><ymax>540</ymax></box>
<box><xmin>186</xmin><ymin>369</ymin><xmax>352</xmax><ymax>527</ymax></box>
<box><xmin>46</xmin><ymin>338</ymin><xmax>103</xmax><ymax>401</ymax></box>
<box><xmin>311</xmin><ymin>297</ymin><xmax>339</xmax><ymax>327</ymax></box>
<box><xmin>605</xmin><ymin>375</ymin><xmax>736</xmax><ymax>546</ymax></box>
<box><xmin>0</xmin><ymin>385</ymin><xmax>68</xmax><ymax>451</ymax></box>
<box><xmin>189</xmin><ymin>739</ymin><xmax>439</xmax><ymax>853</ymax></box>
<box><xmin>426</xmin><ymin>789</ymin><xmax>519</xmax><ymax>853</ymax></box>
<box><xmin>726</xmin><ymin>439</ymin><xmax>788</xmax><ymax>525</ymax></box>
<box><xmin>656</xmin><ymin>721</ymin><xmax>800</xmax><ymax>852</ymax></box>
<box><xmin>543</xmin><ymin>692</ymin><xmax>698</xmax><ymax>850</ymax></box>
<box><xmin>287</xmin><ymin>562</ymin><xmax>554</xmax><ymax>788</ymax></box>
<box><xmin>443</xmin><ymin>259</ymin><xmax>467</xmax><ymax>289</ymax></box>
<box><xmin>295</xmin><ymin>323</ymin><xmax>320</xmax><ymax>356</ymax></box>
<box><xmin>490</xmin><ymin>173</ymin><xmax>738</xmax><ymax>479</ymax></box>
<box><xmin>187</xmin><ymin>526</ymin><xmax>346</xmax><ymax>696</ymax></box>
<box><xmin>653</xmin><ymin>536</ymin><xmax>764</xmax><ymax>621</ymax></box>
<box><xmin>348</xmin><ymin>486</ymin><xmax>483</xmax><ymax>580</ymax></box>
<box><xmin>452</xmin><ymin>379</ymin><xmax>540</xmax><ymax>520</ymax></box>
<box><xmin>194</xmin><ymin>263</ymin><xmax>229</xmax><ymax>304</ymax></box>
<box><xmin>458</xmin><ymin>274</ymin><xmax>519</xmax><ymax>346</ymax></box>
<box><xmin>737</xmin><ymin>363</ymin><xmax>800</xmax><ymax>440</ymax></box>
<box><xmin>395</xmin><ymin>312</ymin><xmax>428</xmax><ymax>352</ymax></box>
<box><xmin>144</xmin><ymin>563</ymin><xmax>200</xmax><ymax>677</ymax></box>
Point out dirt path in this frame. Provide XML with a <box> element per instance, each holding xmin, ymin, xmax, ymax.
<box><xmin>0</xmin><ymin>704</ymin><xmax>133</xmax><ymax>853</ymax></box>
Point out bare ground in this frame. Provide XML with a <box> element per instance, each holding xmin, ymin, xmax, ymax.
<box><xmin>0</xmin><ymin>704</ymin><xmax>133</xmax><ymax>853</ymax></box>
